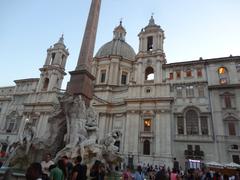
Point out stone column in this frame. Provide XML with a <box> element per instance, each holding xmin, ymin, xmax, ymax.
<box><xmin>37</xmin><ymin>113</ymin><xmax>48</xmax><ymax>138</ymax></box>
<box><xmin>61</xmin><ymin>55</ymin><xmax>67</xmax><ymax>68</ymax></box>
<box><xmin>36</xmin><ymin>75</ymin><xmax>44</xmax><ymax>92</ymax></box>
<box><xmin>44</xmin><ymin>53</ymin><xmax>51</xmax><ymax>65</ymax></box>
<box><xmin>156</xmin><ymin>59</ymin><xmax>161</xmax><ymax>83</ymax></box>
<box><xmin>155</xmin><ymin>112</ymin><xmax>161</xmax><ymax>156</ymax></box>
<box><xmin>137</xmin><ymin>61</ymin><xmax>143</xmax><ymax>84</ymax></box>
<box><xmin>184</xmin><ymin>117</ymin><xmax>187</xmax><ymax>135</ymax></box>
<box><xmin>124</xmin><ymin>112</ymin><xmax>138</xmax><ymax>154</ymax></box>
<box><xmin>198</xmin><ymin>116</ymin><xmax>202</xmax><ymax>135</ymax></box>
<box><xmin>48</xmin><ymin>73</ymin><xmax>58</xmax><ymax>91</ymax></box>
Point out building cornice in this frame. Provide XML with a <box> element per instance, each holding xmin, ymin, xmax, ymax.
<box><xmin>125</xmin><ymin>97</ymin><xmax>174</xmax><ymax>103</ymax></box>
<box><xmin>14</xmin><ymin>78</ymin><xmax>39</xmax><ymax>83</ymax></box>
<box><xmin>208</xmin><ymin>84</ymin><xmax>240</xmax><ymax>89</ymax></box>
<box><xmin>164</xmin><ymin>56</ymin><xmax>240</xmax><ymax>68</ymax></box>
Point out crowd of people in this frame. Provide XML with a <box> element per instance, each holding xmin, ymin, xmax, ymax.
<box><xmin>1</xmin><ymin>154</ymin><xmax>240</xmax><ymax>180</ymax></box>
<box><xmin>25</xmin><ymin>153</ymin><xmax>106</xmax><ymax>180</ymax></box>
<box><xmin>122</xmin><ymin>164</ymin><xmax>240</xmax><ymax>180</ymax></box>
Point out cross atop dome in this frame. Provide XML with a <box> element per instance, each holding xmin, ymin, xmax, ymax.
<box><xmin>58</xmin><ymin>34</ymin><xmax>64</xmax><ymax>44</ymax></box>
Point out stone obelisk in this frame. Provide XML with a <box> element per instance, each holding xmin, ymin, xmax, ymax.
<box><xmin>67</xmin><ymin>0</ymin><xmax>101</xmax><ymax>106</ymax></box>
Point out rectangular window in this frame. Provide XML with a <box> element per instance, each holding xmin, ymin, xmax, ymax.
<box><xmin>232</xmin><ymin>155</ymin><xmax>240</xmax><ymax>164</ymax></box>
<box><xmin>144</xmin><ymin>119</ymin><xmax>151</xmax><ymax>132</ymax></box>
<box><xmin>200</xmin><ymin>116</ymin><xmax>208</xmax><ymax>135</ymax></box>
<box><xmin>169</xmin><ymin>72</ymin><xmax>173</xmax><ymax>80</ymax></box>
<box><xmin>224</xmin><ymin>95</ymin><xmax>232</xmax><ymax>108</ymax></box>
<box><xmin>187</xmin><ymin>145</ymin><xmax>193</xmax><ymax>151</ymax></box>
<box><xmin>236</xmin><ymin>64</ymin><xmax>240</xmax><ymax>72</ymax></box>
<box><xmin>100</xmin><ymin>70</ymin><xmax>106</xmax><ymax>83</ymax></box>
<box><xmin>177</xmin><ymin>116</ymin><xmax>184</xmax><ymax>134</ymax></box>
<box><xmin>198</xmin><ymin>86</ymin><xmax>205</xmax><ymax>97</ymax></box>
<box><xmin>7</xmin><ymin>121</ymin><xmax>15</xmax><ymax>133</ymax></box>
<box><xmin>186</xmin><ymin>69</ymin><xmax>192</xmax><ymax>77</ymax></box>
<box><xmin>147</xmin><ymin>36</ymin><xmax>153</xmax><ymax>51</ymax></box>
<box><xmin>176</xmin><ymin>71</ymin><xmax>181</xmax><ymax>79</ymax></box>
<box><xmin>228</xmin><ymin>122</ymin><xmax>236</xmax><ymax>136</ymax></box>
<box><xmin>197</xmin><ymin>69</ymin><xmax>202</xmax><ymax>77</ymax></box>
<box><xmin>195</xmin><ymin>145</ymin><xmax>200</xmax><ymax>151</ymax></box>
<box><xmin>121</xmin><ymin>71</ymin><xmax>128</xmax><ymax>85</ymax></box>
<box><xmin>176</xmin><ymin>86</ymin><xmax>182</xmax><ymax>97</ymax></box>
<box><xmin>186</xmin><ymin>85</ymin><xmax>194</xmax><ymax>97</ymax></box>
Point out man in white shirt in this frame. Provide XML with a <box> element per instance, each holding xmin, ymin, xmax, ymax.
<box><xmin>41</xmin><ymin>153</ymin><xmax>55</xmax><ymax>177</ymax></box>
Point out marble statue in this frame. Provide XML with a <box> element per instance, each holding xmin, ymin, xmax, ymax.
<box><xmin>64</xmin><ymin>95</ymin><xmax>87</xmax><ymax>148</ymax></box>
<box><xmin>5</xmin><ymin>94</ymin><xmax>123</xmax><ymax>170</ymax></box>
<box><xmin>20</xmin><ymin>122</ymin><xmax>36</xmax><ymax>154</ymax></box>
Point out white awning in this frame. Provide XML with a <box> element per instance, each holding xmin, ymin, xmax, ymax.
<box><xmin>224</xmin><ymin>162</ymin><xmax>240</xmax><ymax>169</ymax></box>
<box><xmin>205</xmin><ymin>161</ymin><xmax>224</xmax><ymax>168</ymax></box>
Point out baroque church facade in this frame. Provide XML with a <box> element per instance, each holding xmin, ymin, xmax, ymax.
<box><xmin>0</xmin><ymin>16</ymin><xmax>240</xmax><ymax>168</ymax></box>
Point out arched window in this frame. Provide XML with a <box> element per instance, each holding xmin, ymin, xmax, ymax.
<box><xmin>50</xmin><ymin>53</ymin><xmax>56</xmax><ymax>65</ymax></box>
<box><xmin>147</xmin><ymin>36</ymin><xmax>153</xmax><ymax>51</ymax></box>
<box><xmin>58</xmin><ymin>54</ymin><xmax>65</xmax><ymax>66</ymax></box>
<box><xmin>145</xmin><ymin>67</ymin><xmax>154</xmax><ymax>80</ymax></box>
<box><xmin>143</xmin><ymin>140</ymin><xmax>150</xmax><ymax>155</ymax></box>
<box><xmin>218</xmin><ymin>67</ymin><xmax>229</xmax><ymax>84</ymax></box>
<box><xmin>42</xmin><ymin>78</ymin><xmax>49</xmax><ymax>91</ymax></box>
<box><xmin>186</xmin><ymin>110</ymin><xmax>199</xmax><ymax>135</ymax></box>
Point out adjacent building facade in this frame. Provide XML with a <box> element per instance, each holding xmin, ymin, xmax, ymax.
<box><xmin>0</xmin><ymin>17</ymin><xmax>240</xmax><ymax>168</ymax></box>
<box><xmin>0</xmin><ymin>36</ymin><xmax>69</xmax><ymax>157</ymax></box>
<box><xmin>91</xmin><ymin>17</ymin><xmax>240</xmax><ymax>167</ymax></box>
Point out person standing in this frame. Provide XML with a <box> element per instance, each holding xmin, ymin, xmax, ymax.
<box><xmin>134</xmin><ymin>166</ymin><xmax>144</xmax><ymax>180</ymax></box>
<box><xmin>61</xmin><ymin>156</ymin><xmax>73</xmax><ymax>179</ymax></box>
<box><xmin>41</xmin><ymin>153</ymin><xmax>55</xmax><ymax>178</ymax></box>
<box><xmin>71</xmin><ymin>156</ymin><xmax>87</xmax><ymax>180</ymax></box>
<box><xmin>26</xmin><ymin>162</ymin><xmax>45</xmax><ymax>180</ymax></box>
<box><xmin>50</xmin><ymin>159</ymin><xmax>65</xmax><ymax>180</ymax></box>
<box><xmin>90</xmin><ymin>160</ymin><xmax>105</xmax><ymax>180</ymax></box>
<box><xmin>122</xmin><ymin>166</ymin><xmax>133</xmax><ymax>180</ymax></box>
<box><xmin>170</xmin><ymin>169</ymin><xmax>179</xmax><ymax>180</ymax></box>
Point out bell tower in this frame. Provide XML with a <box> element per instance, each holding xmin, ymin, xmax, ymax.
<box><xmin>135</xmin><ymin>16</ymin><xmax>166</xmax><ymax>84</ymax></box>
<box><xmin>36</xmin><ymin>35</ymin><xmax>69</xmax><ymax>92</ymax></box>
<box><xmin>138</xmin><ymin>16</ymin><xmax>165</xmax><ymax>57</ymax></box>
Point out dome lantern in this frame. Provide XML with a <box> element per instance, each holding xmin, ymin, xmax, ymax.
<box><xmin>113</xmin><ymin>20</ymin><xmax>126</xmax><ymax>41</ymax></box>
<box><xmin>95</xmin><ymin>21</ymin><xmax>136</xmax><ymax>60</ymax></box>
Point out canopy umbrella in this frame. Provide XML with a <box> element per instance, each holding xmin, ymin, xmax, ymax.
<box><xmin>224</xmin><ymin>162</ymin><xmax>240</xmax><ymax>169</ymax></box>
<box><xmin>205</xmin><ymin>161</ymin><xmax>224</xmax><ymax>168</ymax></box>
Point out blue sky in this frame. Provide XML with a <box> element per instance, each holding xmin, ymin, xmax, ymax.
<box><xmin>1</xmin><ymin>0</ymin><xmax>240</xmax><ymax>88</ymax></box>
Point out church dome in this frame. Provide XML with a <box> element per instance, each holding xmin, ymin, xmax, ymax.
<box><xmin>95</xmin><ymin>21</ymin><xmax>136</xmax><ymax>60</ymax></box>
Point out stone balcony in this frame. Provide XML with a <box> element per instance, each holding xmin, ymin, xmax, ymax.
<box><xmin>216</xmin><ymin>135</ymin><xmax>240</xmax><ymax>143</ymax></box>
<box><xmin>140</xmin><ymin>131</ymin><xmax>154</xmax><ymax>138</ymax></box>
<box><xmin>174</xmin><ymin>134</ymin><xmax>214</xmax><ymax>142</ymax></box>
